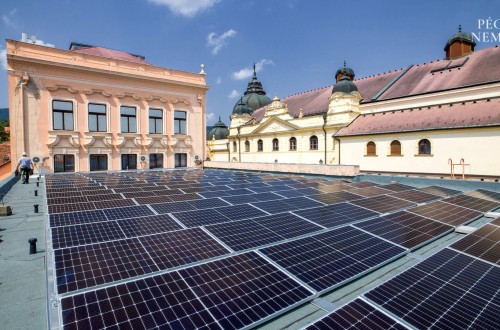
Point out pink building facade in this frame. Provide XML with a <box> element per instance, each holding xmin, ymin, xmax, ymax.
<box><xmin>6</xmin><ymin>40</ymin><xmax>209</xmax><ymax>173</ymax></box>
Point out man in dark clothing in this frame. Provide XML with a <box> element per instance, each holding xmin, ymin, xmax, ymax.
<box><xmin>16</xmin><ymin>152</ymin><xmax>34</xmax><ymax>184</ymax></box>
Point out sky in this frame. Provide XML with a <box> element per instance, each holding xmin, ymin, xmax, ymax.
<box><xmin>1</xmin><ymin>0</ymin><xmax>499</xmax><ymax>125</ymax></box>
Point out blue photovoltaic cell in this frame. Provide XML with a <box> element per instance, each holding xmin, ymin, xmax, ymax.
<box><xmin>49</xmin><ymin>209</ymin><xmax>106</xmax><ymax>227</ymax></box>
<box><xmin>179</xmin><ymin>252</ymin><xmax>313</xmax><ymax>329</ymax></box>
<box><xmin>139</xmin><ymin>228</ymin><xmax>230</xmax><ymax>269</ymax></box>
<box><xmin>214</xmin><ymin>203</ymin><xmax>268</xmax><ymax>221</ymax></box>
<box><xmin>293</xmin><ymin>202</ymin><xmax>378</xmax><ymax>228</ymax></box>
<box><xmin>150</xmin><ymin>201</ymin><xmax>196</xmax><ymax>214</ymax></box>
<box><xmin>253</xmin><ymin>212</ymin><xmax>322</xmax><ymax>239</ymax></box>
<box><xmin>51</xmin><ymin>221</ymin><xmax>127</xmax><ymax>249</ymax></box>
<box><xmin>117</xmin><ymin>214</ymin><xmax>184</xmax><ymax>237</ymax></box>
<box><xmin>365</xmin><ymin>249</ymin><xmax>500</xmax><ymax>329</ymax></box>
<box><xmin>260</xmin><ymin>226</ymin><xmax>406</xmax><ymax>292</ymax></box>
<box><xmin>103</xmin><ymin>205</ymin><xmax>154</xmax><ymax>221</ymax></box>
<box><xmin>171</xmin><ymin>208</ymin><xmax>229</xmax><ymax>228</ymax></box>
<box><xmin>450</xmin><ymin>224</ymin><xmax>500</xmax><ymax>265</ymax></box>
<box><xmin>304</xmin><ymin>299</ymin><xmax>407</xmax><ymax>330</ymax></box>
<box><xmin>187</xmin><ymin>197</ymin><xmax>230</xmax><ymax>209</ymax></box>
<box><xmin>60</xmin><ymin>271</ymin><xmax>222</xmax><ymax>330</ymax></box>
<box><xmin>54</xmin><ymin>238</ymin><xmax>158</xmax><ymax>294</ymax></box>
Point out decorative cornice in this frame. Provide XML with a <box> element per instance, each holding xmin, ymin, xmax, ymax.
<box><xmin>145</xmin><ymin>95</ymin><xmax>168</xmax><ymax>103</ymax></box>
<box><xmin>171</xmin><ymin>98</ymin><xmax>191</xmax><ymax>106</ymax></box>
<box><xmin>83</xmin><ymin>89</ymin><xmax>111</xmax><ymax>97</ymax></box>
<box><xmin>46</xmin><ymin>84</ymin><xmax>78</xmax><ymax>94</ymax></box>
<box><xmin>116</xmin><ymin>92</ymin><xmax>141</xmax><ymax>100</ymax></box>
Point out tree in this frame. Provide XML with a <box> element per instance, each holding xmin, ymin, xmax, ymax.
<box><xmin>0</xmin><ymin>121</ymin><xmax>10</xmax><ymax>142</ymax></box>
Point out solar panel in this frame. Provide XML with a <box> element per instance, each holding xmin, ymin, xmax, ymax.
<box><xmin>48</xmin><ymin>202</ymin><xmax>96</xmax><ymax>214</ymax></box>
<box><xmin>274</xmin><ymin>187</ymin><xmax>320</xmax><ymax>198</ymax></box>
<box><xmin>304</xmin><ymin>298</ymin><xmax>407</xmax><ymax>330</ymax></box>
<box><xmin>213</xmin><ymin>203</ymin><xmax>268</xmax><ymax>220</ymax></box>
<box><xmin>310</xmin><ymin>191</ymin><xmax>364</xmax><ymax>205</ymax></box>
<box><xmin>49</xmin><ymin>209</ymin><xmax>106</xmax><ymax>227</ymax></box>
<box><xmin>187</xmin><ymin>197</ymin><xmax>230</xmax><ymax>209</ymax></box>
<box><xmin>85</xmin><ymin>193</ymin><xmax>125</xmax><ymax>202</ymax></box>
<box><xmin>252</xmin><ymin>197</ymin><xmax>323</xmax><ymax>214</ymax></box>
<box><xmin>350</xmin><ymin>195</ymin><xmax>416</xmax><ymax>214</ymax></box>
<box><xmin>168</xmin><ymin>192</ymin><xmax>202</xmax><ymax>202</ymax></box>
<box><xmin>103</xmin><ymin>205</ymin><xmax>155</xmax><ymax>221</ymax></box>
<box><xmin>54</xmin><ymin>238</ymin><xmax>158</xmax><ymax>294</ymax></box>
<box><xmin>117</xmin><ymin>214</ymin><xmax>184</xmax><ymax>237</ymax></box>
<box><xmin>364</xmin><ymin>248</ymin><xmax>500</xmax><ymax>329</ymax></box>
<box><xmin>260</xmin><ymin>226</ymin><xmax>406</xmax><ymax>293</ymax></box>
<box><xmin>150</xmin><ymin>201</ymin><xmax>196</xmax><ymax>214</ymax></box>
<box><xmin>348</xmin><ymin>186</ymin><xmax>392</xmax><ymax>197</ymax></box>
<box><xmin>418</xmin><ymin>185</ymin><xmax>462</xmax><ymax>197</ymax></box>
<box><xmin>388</xmin><ymin>190</ymin><xmax>440</xmax><ymax>204</ymax></box>
<box><xmin>51</xmin><ymin>221</ymin><xmax>126</xmax><ymax>249</ymax></box>
<box><xmin>171</xmin><ymin>208</ymin><xmax>229</xmax><ymax>228</ymax></box>
<box><xmin>348</xmin><ymin>181</ymin><xmax>377</xmax><ymax>188</ymax></box>
<box><xmin>206</xmin><ymin>213</ymin><xmax>322</xmax><ymax>251</ymax></box>
<box><xmin>293</xmin><ymin>203</ymin><xmax>378</xmax><ymax>228</ymax></box>
<box><xmin>316</xmin><ymin>184</ymin><xmax>355</xmax><ymax>193</ymax></box>
<box><xmin>380</xmin><ymin>183</ymin><xmax>415</xmax><ymax>192</ymax></box>
<box><xmin>93</xmin><ymin>199</ymin><xmax>136</xmax><ymax>210</ymax></box>
<box><xmin>443</xmin><ymin>194</ymin><xmax>500</xmax><ymax>212</ymax></box>
<box><xmin>178</xmin><ymin>252</ymin><xmax>313</xmax><ymax>329</ymax></box>
<box><xmin>47</xmin><ymin>196</ymin><xmax>88</xmax><ymax>205</ymax></box>
<box><xmin>134</xmin><ymin>195</ymin><xmax>173</xmax><ymax>205</ymax></box>
<box><xmin>450</xmin><ymin>224</ymin><xmax>500</xmax><ymax>265</ymax></box>
<box><xmin>60</xmin><ymin>271</ymin><xmax>222</xmax><ymax>330</ymax></box>
<box><xmin>466</xmin><ymin>188</ymin><xmax>500</xmax><ymax>203</ymax></box>
<box><xmin>408</xmin><ymin>201</ymin><xmax>482</xmax><ymax>226</ymax></box>
<box><xmin>139</xmin><ymin>228</ymin><xmax>230</xmax><ymax>269</ymax></box>
<box><xmin>354</xmin><ymin>211</ymin><xmax>454</xmax><ymax>249</ymax></box>
<box><xmin>491</xmin><ymin>217</ymin><xmax>500</xmax><ymax>226</ymax></box>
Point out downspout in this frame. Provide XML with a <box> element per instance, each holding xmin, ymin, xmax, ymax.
<box><xmin>322</xmin><ymin>113</ymin><xmax>327</xmax><ymax>164</ymax></box>
<box><xmin>226</xmin><ymin>142</ymin><xmax>230</xmax><ymax>162</ymax></box>
<box><xmin>237</xmin><ymin>126</ymin><xmax>241</xmax><ymax>162</ymax></box>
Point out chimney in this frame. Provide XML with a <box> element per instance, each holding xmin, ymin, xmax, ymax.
<box><xmin>444</xmin><ymin>25</ymin><xmax>476</xmax><ymax>60</ymax></box>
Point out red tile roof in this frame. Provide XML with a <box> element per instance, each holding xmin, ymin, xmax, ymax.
<box><xmin>72</xmin><ymin>46</ymin><xmax>150</xmax><ymax>65</ymax></box>
<box><xmin>336</xmin><ymin>98</ymin><xmax>500</xmax><ymax>136</ymax></box>
<box><xmin>249</xmin><ymin>46</ymin><xmax>500</xmax><ymax>123</ymax></box>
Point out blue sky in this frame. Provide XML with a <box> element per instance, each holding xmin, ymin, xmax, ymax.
<box><xmin>1</xmin><ymin>0</ymin><xmax>499</xmax><ymax>125</ymax></box>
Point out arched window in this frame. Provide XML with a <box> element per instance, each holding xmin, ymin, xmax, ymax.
<box><xmin>245</xmin><ymin>140</ymin><xmax>250</xmax><ymax>152</ymax></box>
<box><xmin>390</xmin><ymin>140</ymin><xmax>401</xmax><ymax>156</ymax></box>
<box><xmin>272</xmin><ymin>138</ymin><xmax>279</xmax><ymax>151</ymax></box>
<box><xmin>366</xmin><ymin>141</ymin><xmax>376</xmax><ymax>156</ymax></box>
<box><xmin>289</xmin><ymin>137</ymin><xmax>297</xmax><ymax>151</ymax></box>
<box><xmin>418</xmin><ymin>139</ymin><xmax>431</xmax><ymax>155</ymax></box>
<box><xmin>310</xmin><ymin>136</ymin><xmax>318</xmax><ymax>150</ymax></box>
<box><xmin>257</xmin><ymin>139</ymin><xmax>263</xmax><ymax>152</ymax></box>
<box><xmin>233</xmin><ymin>141</ymin><xmax>237</xmax><ymax>152</ymax></box>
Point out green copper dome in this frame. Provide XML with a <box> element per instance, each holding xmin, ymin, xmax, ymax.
<box><xmin>207</xmin><ymin>116</ymin><xmax>229</xmax><ymax>140</ymax></box>
<box><xmin>335</xmin><ymin>60</ymin><xmax>355</xmax><ymax>81</ymax></box>
<box><xmin>332</xmin><ymin>74</ymin><xmax>358</xmax><ymax>94</ymax></box>
<box><xmin>232</xmin><ymin>64</ymin><xmax>272</xmax><ymax>115</ymax></box>
<box><xmin>444</xmin><ymin>25</ymin><xmax>476</xmax><ymax>51</ymax></box>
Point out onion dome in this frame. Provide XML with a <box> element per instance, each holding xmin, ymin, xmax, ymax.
<box><xmin>232</xmin><ymin>64</ymin><xmax>272</xmax><ymax>115</ymax></box>
<box><xmin>335</xmin><ymin>60</ymin><xmax>355</xmax><ymax>82</ymax></box>
<box><xmin>444</xmin><ymin>25</ymin><xmax>476</xmax><ymax>51</ymax></box>
<box><xmin>332</xmin><ymin>74</ymin><xmax>358</xmax><ymax>94</ymax></box>
<box><xmin>207</xmin><ymin>116</ymin><xmax>229</xmax><ymax>140</ymax></box>
<box><xmin>232</xmin><ymin>97</ymin><xmax>253</xmax><ymax>116</ymax></box>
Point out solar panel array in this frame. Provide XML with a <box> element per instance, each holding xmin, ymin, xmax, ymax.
<box><xmin>43</xmin><ymin>170</ymin><xmax>500</xmax><ymax>329</ymax></box>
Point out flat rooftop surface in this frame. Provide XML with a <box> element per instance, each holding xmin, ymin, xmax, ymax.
<box><xmin>1</xmin><ymin>169</ymin><xmax>500</xmax><ymax>329</ymax></box>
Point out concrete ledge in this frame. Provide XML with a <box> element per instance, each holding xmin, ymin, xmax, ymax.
<box><xmin>204</xmin><ymin>161</ymin><xmax>359</xmax><ymax>177</ymax></box>
<box><xmin>0</xmin><ymin>205</ymin><xmax>12</xmax><ymax>216</ymax></box>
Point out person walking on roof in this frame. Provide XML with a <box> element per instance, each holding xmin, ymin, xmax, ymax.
<box><xmin>16</xmin><ymin>152</ymin><xmax>34</xmax><ymax>184</ymax></box>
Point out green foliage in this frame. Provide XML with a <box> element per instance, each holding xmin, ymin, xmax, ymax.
<box><xmin>0</xmin><ymin>121</ymin><xmax>10</xmax><ymax>142</ymax></box>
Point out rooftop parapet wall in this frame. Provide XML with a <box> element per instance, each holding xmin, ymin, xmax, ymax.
<box><xmin>5</xmin><ymin>40</ymin><xmax>207</xmax><ymax>88</ymax></box>
<box><xmin>204</xmin><ymin>161</ymin><xmax>359</xmax><ymax>177</ymax></box>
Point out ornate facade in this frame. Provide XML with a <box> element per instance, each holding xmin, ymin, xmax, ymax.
<box><xmin>7</xmin><ymin>40</ymin><xmax>208</xmax><ymax>172</ymax></box>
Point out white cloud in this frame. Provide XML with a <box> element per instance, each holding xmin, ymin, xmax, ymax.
<box><xmin>0</xmin><ymin>48</ymin><xmax>7</xmax><ymax>70</ymax></box>
<box><xmin>231</xmin><ymin>59</ymin><xmax>274</xmax><ymax>80</ymax></box>
<box><xmin>33</xmin><ymin>39</ymin><xmax>55</xmax><ymax>48</ymax></box>
<box><xmin>207</xmin><ymin>29</ymin><xmax>236</xmax><ymax>55</ymax></box>
<box><xmin>149</xmin><ymin>0</ymin><xmax>220</xmax><ymax>17</ymax></box>
<box><xmin>215</xmin><ymin>76</ymin><xmax>222</xmax><ymax>84</ymax></box>
<box><xmin>2</xmin><ymin>8</ymin><xmax>17</xmax><ymax>28</ymax></box>
<box><xmin>228</xmin><ymin>89</ymin><xmax>240</xmax><ymax>99</ymax></box>
<box><xmin>206</xmin><ymin>112</ymin><xmax>216</xmax><ymax>124</ymax></box>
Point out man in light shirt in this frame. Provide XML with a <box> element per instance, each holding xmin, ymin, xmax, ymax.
<box><xmin>16</xmin><ymin>152</ymin><xmax>34</xmax><ymax>184</ymax></box>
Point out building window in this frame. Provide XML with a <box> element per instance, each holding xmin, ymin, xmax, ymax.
<box><xmin>310</xmin><ymin>136</ymin><xmax>318</xmax><ymax>150</ymax></box>
<box><xmin>245</xmin><ymin>140</ymin><xmax>250</xmax><ymax>152</ymax></box>
<box><xmin>54</xmin><ymin>154</ymin><xmax>75</xmax><ymax>172</ymax></box>
<box><xmin>88</xmin><ymin>103</ymin><xmax>107</xmax><ymax>132</ymax></box>
<box><xmin>174</xmin><ymin>111</ymin><xmax>187</xmax><ymax>134</ymax></box>
<box><xmin>90</xmin><ymin>154</ymin><xmax>107</xmax><ymax>171</ymax></box>
<box><xmin>120</xmin><ymin>106</ymin><xmax>137</xmax><ymax>133</ymax></box>
<box><xmin>418</xmin><ymin>139</ymin><xmax>431</xmax><ymax>155</ymax></box>
<box><xmin>149</xmin><ymin>153</ymin><xmax>163</xmax><ymax>169</ymax></box>
<box><xmin>149</xmin><ymin>109</ymin><xmax>163</xmax><ymax>134</ymax></box>
<box><xmin>272</xmin><ymin>138</ymin><xmax>279</xmax><ymax>151</ymax></box>
<box><xmin>52</xmin><ymin>100</ymin><xmax>73</xmax><ymax>130</ymax></box>
<box><xmin>233</xmin><ymin>141</ymin><xmax>237</xmax><ymax>152</ymax></box>
<box><xmin>121</xmin><ymin>154</ymin><xmax>137</xmax><ymax>170</ymax></box>
<box><xmin>366</xmin><ymin>141</ymin><xmax>376</xmax><ymax>156</ymax></box>
<box><xmin>289</xmin><ymin>137</ymin><xmax>297</xmax><ymax>151</ymax></box>
<box><xmin>390</xmin><ymin>140</ymin><xmax>401</xmax><ymax>156</ymax></box>
<box><xmin>257</xmin><ymin>139</ymin><xmax>263</xmax><ymax>152</ymax></box>
<box><xmin>175</xmin><ymin>153</ymin><xmax>187</xmax><ymax>167</ymax></box>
